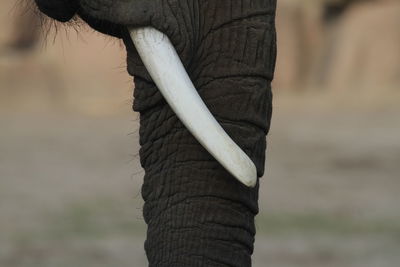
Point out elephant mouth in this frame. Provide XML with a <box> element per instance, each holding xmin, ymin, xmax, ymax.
<box><xmin>129</xmin><ymin>27</ymin><xmax>257</xmax><ymax>187</ymax></box>
<box><xmin>34</xmin><ymin>0</ymin><xmax>79</xmax><ymax>22</ymax></box>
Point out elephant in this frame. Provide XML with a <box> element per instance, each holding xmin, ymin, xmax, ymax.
<box><xmin>32</xmin><ymin>0</ymin><xmax>277</xmax><ymax>266</ymax></box>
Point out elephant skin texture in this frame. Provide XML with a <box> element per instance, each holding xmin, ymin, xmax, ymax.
<box><xmin>33</xmin><ymin>0</ymin><xmax>277</xmax><ymax>266</ymax></box>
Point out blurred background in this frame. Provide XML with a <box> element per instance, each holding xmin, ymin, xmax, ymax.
<box><xmin>0</xmin><ymin>0</ymin><xmax>399</xmax><ymax>266</ymax></box>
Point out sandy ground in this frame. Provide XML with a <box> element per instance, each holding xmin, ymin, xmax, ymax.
<box><xmin>1</xmin><ymin>102</ymin><xmax>399</xmax><ymax>267</ymax></box>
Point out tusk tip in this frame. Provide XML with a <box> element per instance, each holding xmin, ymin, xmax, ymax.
<box><xmin>242</xmin><ymin>170</ymin><xmax>258</xmax><ymax>188</ymax></box>
<box><xmin>233</xmin><ymin>161</ymin><xmax>258</xmax><ymax>188</ymax></box>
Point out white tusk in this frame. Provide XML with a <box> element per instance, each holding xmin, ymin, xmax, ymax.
<box><xmin>129</xmin><ymin>27</ymin><xmax>257</xmax><ymax>188</ymax></box>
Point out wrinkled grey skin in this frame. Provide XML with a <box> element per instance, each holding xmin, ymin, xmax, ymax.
<box><xmin>33</xmin><ymin>0</ymin><xmax>277</xmax><ymax>266</ymax></box>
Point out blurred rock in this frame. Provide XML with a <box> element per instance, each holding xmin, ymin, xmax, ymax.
<box><xmin>274</xmin><ymin>0</ymin><xmax>400</xmax><ymax>91</ymax></box>
<box><xmin>316</xmin><ymin>0</ymin><xmax>400</xmax><ymax>91</ymax></box>
<box><xmin>274</xmin><ymin>0</ymin><xmax>324</xmax><ymax>90</ymax></box>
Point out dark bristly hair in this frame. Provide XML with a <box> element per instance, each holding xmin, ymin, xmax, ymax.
<box><xmin>14</xmin><ymin>0</ymin><xmax>124</xmax><ymax>48</ymax></box>
<box><xmin>15</xmin><ymin>0</ymin><xmax>82</xmax><ymax>43</ymax></box>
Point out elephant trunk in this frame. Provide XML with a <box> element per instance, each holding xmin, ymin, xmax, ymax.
<box><xmin>131</xmin><ymin>2</ymin><xmax>276</xmax><ymax>264</ymax></box>
<box><xmin>134</xmin><ymin>73</ymin><xmax>271</xmax><ymax>266</ymax></box>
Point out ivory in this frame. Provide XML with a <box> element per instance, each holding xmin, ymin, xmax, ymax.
<box><xmin>129</xmin><ymin>27</ymin><xmax>257</xmax><ymax>187</ymax></box>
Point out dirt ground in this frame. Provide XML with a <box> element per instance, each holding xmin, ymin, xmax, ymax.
<box><xmin>1</xmin><ymin>1</ymin><xmax>400</xmax><ymax>266</ymax></box>
<box><xmin>1</xmin><ymin>101</ymin><xmax>399</xmax><ymax>267</ymax></box>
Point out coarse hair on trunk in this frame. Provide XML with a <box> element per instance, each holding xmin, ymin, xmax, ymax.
<box><xmin>13</xmin><ymin>0</ymin><xmax>81</xmax><ymax>43</ymax></box>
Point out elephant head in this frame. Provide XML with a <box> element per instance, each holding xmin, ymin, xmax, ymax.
<box><xmin>32</xmin><ymin>0</ymin><xmax>277</xmax><ymax>265</ymax></box>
